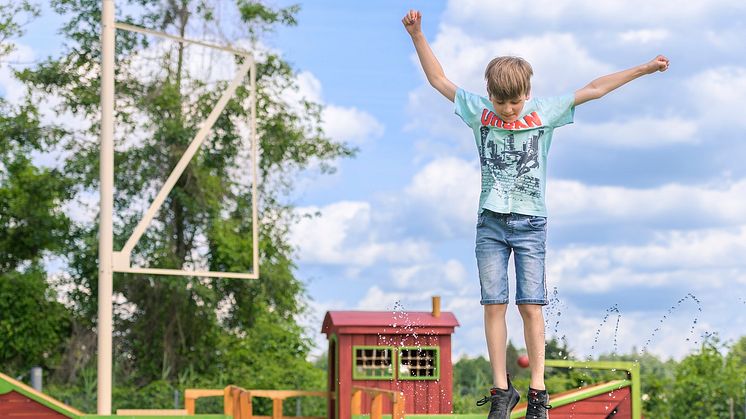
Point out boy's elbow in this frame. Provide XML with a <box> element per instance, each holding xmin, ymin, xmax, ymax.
<box><xmin>585</xmin><ymin>86</ymin><xmax>607</xmax><ymax>101</ymax></box>
<box><xmin>427</xmin><ymin>75</ymin><xmax>446</xmax><ymax>89</ymax></box>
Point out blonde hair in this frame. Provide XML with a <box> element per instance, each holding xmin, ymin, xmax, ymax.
<box><xmin>484</xmin><ymin>56</ymin><xmax>533</xmax><ymax>100</ymax></box>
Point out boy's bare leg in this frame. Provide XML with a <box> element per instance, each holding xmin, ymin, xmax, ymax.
<box><xmin>518</xmin><ymin>304</ymin><xmax>546</xmax><ymax>390</ymax></box>
<box><xmin>484</xmin><ymin>303</ymin><xmax>509</xmax><ymax>389</ymax></box>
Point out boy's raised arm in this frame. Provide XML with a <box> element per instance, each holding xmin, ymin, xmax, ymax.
<box><xmin>574</xmin><ymin>55</ymin><xmax>670</xmax><ymax>106</ymax></box>
<box><xmin>403</xmin><ymin>10</ymin><xmax>457</xmax><ymax>102</ymax></box>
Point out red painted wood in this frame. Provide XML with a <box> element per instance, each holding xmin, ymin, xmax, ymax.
<box><xmin>333</xmin><ymin>326</ymin><xmax>455</xmax><ymax>336</ymax></box>
<box><xmin>323</xmin><ymin>310</ymin><xmax>459</xmax><ymax>416</ymax></box>
<box><xmin>337</xmin><ymin>334</ymin><xmax>352</xmax><ymax>419</ymax></box>
<box><xmin>548</xmin><ymin>387</ymin><xmax>631</xmax><ymax>418</ymax></box>
<box><xmin>439</xmin><ymin>334</ymin><xmax>454</xmax><ymax>413</ymax></box>
<box><xmin>425</xmin><ymin>335</ymin><xmax>440</xmax><ymax>414</ymax></box>
<box><xmin>0</xmin><ymin>391</ymin><xmax>69</xmax><ymax>417</ymax></box>
<box><xmin>611</xmin><ymin>391</ymin><xmax>632</xmax><ymax>418</ymax></box>
<box><xmin>322</xmin><ymin>311</ymin><xmax>458</xmax><ymax>331</ymax></box>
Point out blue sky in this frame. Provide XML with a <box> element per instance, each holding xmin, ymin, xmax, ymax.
<box><xmin>4</xmin><ymin>1</ymin><xmax>746</xmax><ymax>362</ymax></box>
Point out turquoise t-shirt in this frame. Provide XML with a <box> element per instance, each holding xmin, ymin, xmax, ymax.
<box><xmin>454</xmin><ymin>88</ymin><xmax>575</xmax><ymax>216</ymax></box>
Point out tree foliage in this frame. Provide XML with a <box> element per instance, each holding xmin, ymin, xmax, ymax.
<box><xmin>670</xmin><ymin>337</ymin><xmax>745</xmax><ymax>419</ymax></box>
<box><xmin>0</xmin><ymin>0</ymin><xmax>73</xmax><ymax>379</ymax></box>
<box><xmin>12</xmin><ymin>0</ymin><xmax>349</xmax><ymax>413</ymax></box>
<box><xmin>453</xmin><ymin>337</ymin><xmax>746</xmax><ymax>418</ymax></box>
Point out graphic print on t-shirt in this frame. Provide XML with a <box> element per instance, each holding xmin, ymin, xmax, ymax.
<box><xmin>478</xmin><ymin>125</ymin><xmax>545</xmax><ymax>199</ymax></box>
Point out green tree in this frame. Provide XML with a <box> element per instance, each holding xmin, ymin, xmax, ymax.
<box><xmin>0</xmin><ymin>1</ymin><xmax>73</xmax><ymax>378</ymax></box>
<box><xmin>728</xmin><ymin>335</ymin><xmax>746</xmax><ymax>366</ymax></box>
<box><xmin>726</xmin><ymin>337</ymin><xmax>746</xmax><ymax>419</ymax></box>
<box><xmin>452</xmin><ymin>354</ymin><xmax>492</xmax><ymax>413</ymax></box>
<box><xmin>0</xmin><ymin>268</ymin><xmax>71</xmax><ymax>376</ymax></box>
<box><xmin>670</xmin><ymin>336</ymin><xmax>745</xmax><ymax>419</ymax></box>
<box><xmin>17</xmin><ymin>0</ymin><xmax>351</xmax><ymax>413</ymax></box>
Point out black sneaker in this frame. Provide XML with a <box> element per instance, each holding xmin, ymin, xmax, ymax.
<box><xmin>476</xmin><ymin>379</ymin><xmax>520</xmax><ymax>419</ymax></box>
<box><xmin>526</xmin><ymin>388</ymin><xmax>552</xmax><ymax>419</ymax></box>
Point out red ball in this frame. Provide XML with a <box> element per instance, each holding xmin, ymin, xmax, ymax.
<box><xmin>517</xmin><ymin>354</ymin><xmax>530</xmax><ymax>368</ymax></box>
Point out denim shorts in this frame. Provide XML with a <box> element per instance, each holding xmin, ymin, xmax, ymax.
<box><xmin>475</xmin><ymin>210</ymin><xmax>548</xmax><ymax>305</ymax></box>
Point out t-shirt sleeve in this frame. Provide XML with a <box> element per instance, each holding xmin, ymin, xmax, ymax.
<box><xmin>537</xmin><ymin>94</ymin><xmax>575</xmax><ymax>127</ymax></box>
<box><xmin>454</xmin><ymin>87</ymin><xmax>483</xmax><ymax>128</ymax></box>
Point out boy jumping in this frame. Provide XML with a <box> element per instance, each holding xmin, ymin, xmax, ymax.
<box><xmin>402</xmin><ymin>9</ymin><xmax>669</xmax><ymax>419</ymax></box>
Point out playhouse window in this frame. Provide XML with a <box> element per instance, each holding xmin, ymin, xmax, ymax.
<box><xmin>398</xmin><ymin>347</ymin><xmax>439</xmax><ymax>380</ymax></box>
<box><xmin>353</xmin><ymin>346</ymin><xmax>394</xmax><ymax>380</ymax></box>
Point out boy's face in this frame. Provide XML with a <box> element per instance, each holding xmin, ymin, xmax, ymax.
<box><xmin>490</xmin><ymin>94</ymin><xmax>529</xmax><ymax>123</ymax></box>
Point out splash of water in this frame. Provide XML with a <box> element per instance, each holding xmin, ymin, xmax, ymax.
<box><xmin>640</xmin><ymin>292</ymin><xmax>703</xmax><ymax>355</ymax></box>
<box><xmin>544</xmin><ymin>287</ymin><xmax>564</xmax><ymax>338</ymax></box>
<box><xmin>588</xmin><ymin>304</ymin><xmax>621</xmax><ymax>359</ymax></box>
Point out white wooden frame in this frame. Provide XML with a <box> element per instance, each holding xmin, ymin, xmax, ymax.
<box><xmin>111</xmin><ymin>22</ymin><xmax>260</xmax><ymax>280</ymax></box>
<box><xmin>98</xmin><ymin>1</ymin><xmax>259</xmax><ymax>413</ymax></box>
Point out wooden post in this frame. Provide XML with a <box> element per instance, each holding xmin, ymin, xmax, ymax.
<box><xmin>185</xmin><ymin>395</ymin><xmax>195</xmax><ymax>415</ymax></box>
<box><xmin>232</xmin><ymin>388</ymin><xmax>243</xmax><ymax>419</ymax></box>
<box><xmin>432</xmin><ymin>296</ymin><xmax>441</xmax><ymax>318</ymax></box>
<box><xmin>370</xmin><ymin>394</ymin><xmax>383</xmax><ymax>419</ymax></box>
<box><xmin>223</xmin><ymin>387</ymin><xmax>234</xmax><ymax>416</ymax></box>
<box><xmin>392</xmin><ymin>392</ymin><xmax>406</xmax><ymax>419</ymax></box>
<box><xmin>350</xmin><ymin>389</ymin><xmax>361</xmax><ymax>415</ymax></box>
<box><xmin>239</xmin><ymin>391</ymin><xmax>252</xmax><ymax>419</ymax></box>
<box><xmin>272</xmin><ymin>398</ymin><xmax>283</xmax><ymax>419</ymax></box>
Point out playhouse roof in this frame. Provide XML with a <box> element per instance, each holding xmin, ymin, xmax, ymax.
<box><xmin>0</xmin><ymin>372</ymin><xmax>83</xmax><ymax>418</ymax></box>
<box><xmin>321</xmin><ymin>311</ymin><xmax>459</xmax><ymax>335</ymax></box>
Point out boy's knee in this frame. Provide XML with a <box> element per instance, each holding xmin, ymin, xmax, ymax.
<box><xmin>517</xmin><ymin>304</ymin><xmax>543</xmax><ymax>319</ymax></box>
<box><xmin>484</xmin><ymin>303</ymin><xmax>508</xmax><ymax>316</ymax></box>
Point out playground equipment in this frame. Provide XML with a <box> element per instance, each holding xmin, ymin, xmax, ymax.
<box><xmin>509</xmin><ymin>360</ymin><xmax>641</xmax><ymax>419</ymax></box>
<box><xmin>322</xmin><ymin>297</ymin><xmax>459</xmax><ymax>417</ymax></box>
<box><xmin>0</xmin><ymin>334</ymin><xmax>642</xmax><ymax>419</ymax></box>
<box><xmin>97</xmin><ymin>0</ymin><xmax>259</xmax><ymax>413</ymax></box>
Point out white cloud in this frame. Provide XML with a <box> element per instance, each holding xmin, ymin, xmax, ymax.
<box><xmin>391</xmin><ymin>259</ymin><xmax>469</xmax><ymax>289</ymax></box>
<box><xmin>549</xmin><ymin>302</ymin><xmax>710</xmax><ymax>360</ymax></box>
<box><xmin>619</xmin><ymin>29</ymin><xmax>671</xmax><ymax>44</ymax></box>
<box><xmin>444</xmin><ymin>0</ymin><xmax>745</xmax><ymax>27</ymax></box>
<box><xmin>688</xmin><ymin>67</ymin><xmax>746</xmax><ymax>127</ymax></box>
<box><xmin>548</xmin><ymin>178</ymin><xmax>746</xmax><ymax>224</ymax></box>
<box><xmin>356</xmin><ymin>283</ymin><xmax>470</xmax><ymax>314</ymax></box>
<box><xmin>404</xmin><ymin>156</ymin><xmax>480</xmax><ymax>233</ymax></box>
<box><xmin>401</xmin><ymin>163</ymin><xmax>746</xmax><ymax>234</ymax></box>
<box><xmin>357</xmin><ymin>286</ymin><xmax>409</xmax><ymax>310</ymax></box>
<box><xmin>291</xmin><ymin>201</ymin><xmax>430</xmax><ymax>267</ymax></box>
<box><xmin>567</xmin><ymin>116</ymin><xmax>698</xmax><ymax>148</ymax></box>
<box><xmin>549</xmin><ymin>226</ymin><xmax>746</xmax><ymax>292</ymax></box>
<box><xmin>289</xmin><ymin>70</ymin><xmax>323</xmax><ymax>104</ymax></box>
<box><xmin>322</xmin><ymin>105</ymin><xmax>384</xmax><ymax>145</ymax></box>
<box><xmin>289</xmin><ymin>71</ymin><xmax>384</xmax><ymax>145</ymax></box>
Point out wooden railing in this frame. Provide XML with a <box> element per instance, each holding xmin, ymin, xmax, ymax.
<box><xmin>184</xmin><ymin>386</ymin><xmax>333</xmax><ymax>419</ymax></box>
<box><xmin>184</xmin><ymin>388</ymin><xmax>227</xmax><ymax>415</ymax></box>
<box><xmin>351</xmin><ymin>386</ymin><xmax>405</xmax><ymax>419</ymax></box>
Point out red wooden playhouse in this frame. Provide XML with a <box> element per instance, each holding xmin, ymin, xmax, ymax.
<box><xmin>321</xmin><ymin>297</ymin><xmax>459</xmax><ymax>418</ymax></box>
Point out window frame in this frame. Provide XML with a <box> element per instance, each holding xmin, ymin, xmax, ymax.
<box><xmin>397</xmin><ymin>346</ymin><xmax>440</xmax><ymax>381</ymax></box>
<box><xmin>352</xmin><ymin>345</ymin><xmax>396</xmax><ymax>381</ymax></box>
